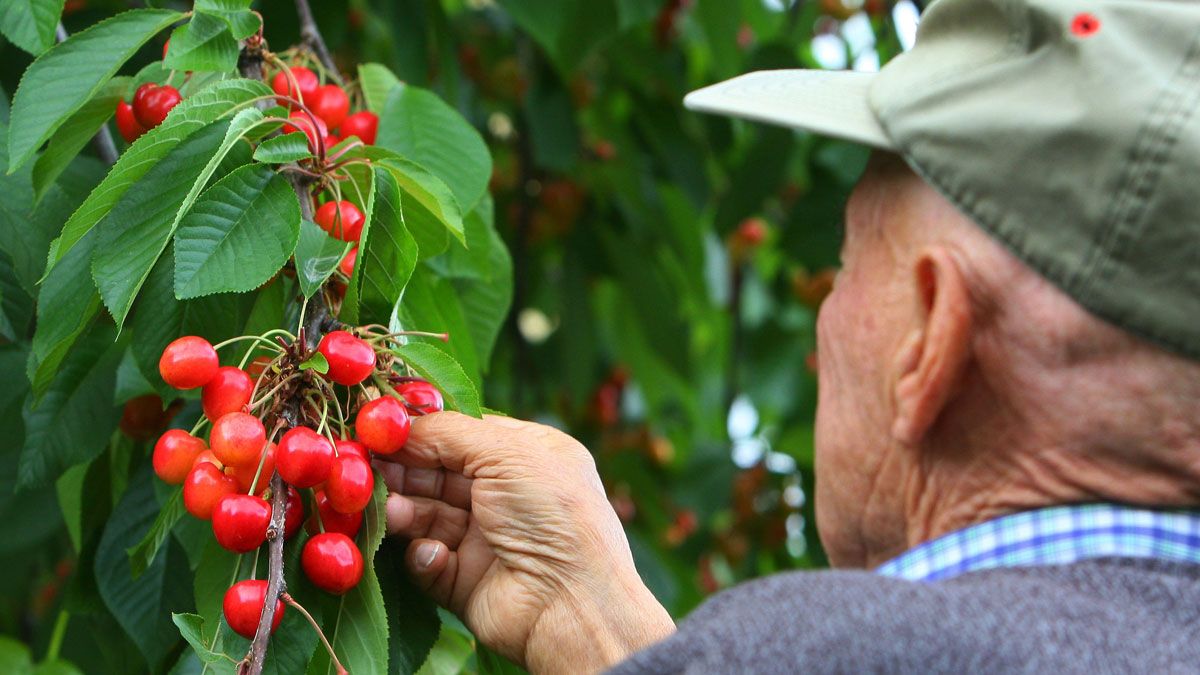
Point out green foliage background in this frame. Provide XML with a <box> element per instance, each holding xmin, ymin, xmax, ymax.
<box><xmin>0</xmin><ymin>0</ymin><xmax>913</xmax><ymax>672</ymax></box>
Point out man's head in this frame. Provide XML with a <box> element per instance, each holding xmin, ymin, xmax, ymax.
<box><xmin>813</xmin><ymin>152</ymin><xmax>1200</xmax><ymax>568</ymax></box>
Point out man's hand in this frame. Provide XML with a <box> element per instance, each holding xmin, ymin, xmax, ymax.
<box><xmin>373</xmin><ymin>412</ymin><xmax>675</xmax><ymax>674</ymax></box>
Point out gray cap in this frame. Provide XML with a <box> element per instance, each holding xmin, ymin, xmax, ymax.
<box><xmin>686</xmin><ymin>0</ymin><xmax>1200</xmax><ymax>361</ymax></box>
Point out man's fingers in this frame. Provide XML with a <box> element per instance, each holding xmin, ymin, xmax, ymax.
<box><xmin>385</xmin><ymin>493</ymin><xmax>470</xmax><ymax>548</ymax></box>
<box><xmin>406</xmin><ymin>538</ymin><xmax>457</xmax><ymax>607</ymax></box>
<box><xmin>372</xmin><ymin>460</ymin><xmax>473</xmax><ymax>509</ymax></box>
<box><xmin>388</xmin><ymin>412</ymin><xmax>513</xmax><ymax>476</ymax></box>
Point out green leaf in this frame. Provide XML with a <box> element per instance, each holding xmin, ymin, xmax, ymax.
<box><xmin>357</xmin><ymin>169</ymin><xmax>417</xmax><ymax>326</ymax></box>
<box><xmin>173</xmin><ymin>163</ymin><xmax>300</xmax><ymax>299</ymax></box>
<box><xmin>377</xmin><ymin>538</ymin><xmax>440</xmax><ymax>675</ymax></box>
<box><xmin>129</xmin><ymin>246</ymin><xmax>257</xmax><ymax>400</ymax></box>
<box><xmin>17</xmin><ymin>324</ymin><xmax>122</xmax><ymax>490</ymax></box>
<box><xmin>393</xmin><ymin>342</ymin><xmax>483</xmax><ymax>417</ymax></box>
<box><xmin>0</xmin><ymin>636</ymin><xmax>32</xmax><ymax>674</ymax></box>
<box><xmin>30</xmin><ymin>77</ymin><xmax>128</xmax><ymax>205</ymax></box>
<box><xmin>358</xmin><ymin>63</ymin><xmax>401</xmax><ymax>114</ymax></box>
<box><xmin>0</xmin><ymin>0</ymin><xmax>65</xmax><ymax>56</ymax></box>
<box><xmin>28</xmin><ymin>229</ymin><xmax>100</xmax><ymax>399</ymax></box>
<box><xmin>253</xmin><ymin>132</ymin><xmax>312</xmax><ymax>164</ymax></box>
<box><xmin>7</xmin><ymin>8</ymin><xmax>184</xmax><ymax>171</ymax></box>
<box><xmin>164</xmin><ymin>11</ymin><xmax>239</xmax><ymax>73</ymax></box>
<box><xmin>47</xmin><ymin>78</ymin><xmax>272</xmax><ymax>272</ymax></box>
<box><xmin>294</xmin><ymin>220</ymin><xmax>347</xmax><ymax>299</ymax></box>
<box><xmin>396</xmin><ymin>273</ymin><xmax>480</xmax><ymax>387</ymax></box>
<box><xmin>299</xmin><ymin>352</ymin><xmax>329</xmax><ymax>374</ymax></box>
<box><xmin>377</xmin><ymin>83</ymin><xmax>492</xmax><ymax>212</ymax></box>
<box><xmin>194</xmin><ymin>0</ymin><xmax>258</xmax><ymax>39</ymax></box>
<box><xmin>171</xmin><ymin>613</ymin><xmax>230</xmax><ymax>666</ymax></box>
<box><xmin>32</xmin><ymin>660</ymin><xmax>84</xmax><ymax>675</ymax></box>
<box><xmin>349</xmin><ymin>146</ymin><xmax>465</xmax><ymax>245</ymax></box>
<box><xmin>126</xmin><ymin>488</ymin><xmax>184</xmax><ymax>579</ymax></box>
<box><xmin>307</xmin><ymin>479</ymin><xmax>389</xmax><ymax>675</ymax></box>
<box><xmin>337</xmin><ymin>164</ymin><xmax>377</xmax><ymax>326</ymax></box>
<box><xmin>494</xmin><ymin>0</ymin><xmax>619</xmax><ymax>72</ymax></box>
<box><xmin>96</xmin><ymin>469</ymin><xmax>195</xmax><ymax>670</ymax></box>
<box><xmin>93</xmin><ymin>108</ymin><xmax>265</xmax><ymax>327</ymax></box>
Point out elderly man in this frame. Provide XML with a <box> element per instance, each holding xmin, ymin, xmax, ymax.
<box><xmin>374</xmin><ymin>0</ymin><xmax>1200</xmax><ymax>671</ymax></box>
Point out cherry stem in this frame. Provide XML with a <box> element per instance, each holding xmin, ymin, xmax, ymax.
<box><xmin>369</xmin><ymin>330</ymin><xmax>451</xmax><ymax>345</ymax></box>
<box><xmin>189</xmin><ymin>415</ymin><xmax>210</xmax><ymax>437</ymax></box>
<box><xmin>249</xmin><ymin>374</ymin><xmax>303</xmax><ymax>411</ymax></box>
<box><xmin>213</xmin><ymin>334</ymin><xmax>289</xmax><ymax>353</ymax></box>
<box><xmin>248</xmin><ymin>422</ymin><xmax>285</xmax><ymax>496</ymax></box>
<box><xmin>325</xmin><ymin>139</ymin><xmax>364</xmax><ymax>163</ymax></box>
<box><xmin>282</xmin><ymin>592</ymin><xmax>347</xmax><ymax>673</ymax></box>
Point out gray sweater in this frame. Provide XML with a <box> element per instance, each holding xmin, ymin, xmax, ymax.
<box><xmin>610</xmin><ymin>558</ymin><xmax>1200</xmax><ymax>674</ymax></box>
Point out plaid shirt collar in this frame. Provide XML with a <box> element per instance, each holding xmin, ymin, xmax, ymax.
<box><xmin>875</xmin><ymin>503</ymin><xmax>1200</xmax><ymax>582</ymax></box>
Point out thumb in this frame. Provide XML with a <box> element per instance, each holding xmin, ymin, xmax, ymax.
<box><xmin>392</xmin><ymin>412</ymin><xmax>522</xmax><ymax>476</ymax></box>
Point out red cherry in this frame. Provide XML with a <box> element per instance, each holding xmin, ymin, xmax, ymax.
<box><xmin>246</xmin><ymin>355</ymin><xmax>273</xmax><ymax>379</ymax></box>
<box><xmin>355</xmin><ymin>397</ymin><xmax>411</xmax><ymax>454</ymax></box>
<box><xmin>162</xmin><ymin>39</ymin><xmax>170</xmax><ymax>61</ymax></box>
<box><xmin>302</xmin><ymin>533</ymin><xmax>363</xmax><ymax>595</ymax></box>
<box><xmin>310</xmin><ymin>84</ymin><xmax>350</xmax><ymax>129</ymax></box>
<box><xmin>326</xmin><ymin>455</ymin><xmax>373</xmax><ymax>514</ymax></box>
<box><xmin>339</xmin><ymin>111</ymin><xmax>378</xmax><ymax>145</ymax></box>
<box><xmin>335</xmin><ymin>439</ymin><xmax>369</xmax><ymax>461</ymax></box>
<box><xmin>183</xmin><ymin>463</ymin><xmax>239</xmax><ymax>520</ymax></box>
<box><xmin>339</xmin><ymin>247</ymin><xmax>357</xmax><ymax>278</ymax></box>
<box><xmin>276</xmin><ymin>427</ymin><xmax>335</xmax><ymax>488</ymax></box>
<box><xmin>317</xmin><ymin>331</ymin><xmax>376</xmax><ymax>386</ymax></box>
<box><xmin>202</xmin><ymin>367</ymin><xmax>254</xmax><ymax>422</ymax></box>
<box><xmin>284</xmin><ymin>486</ymin><xmax>304</xmax><ymax>539</ymax></box>
<box><xmin>397</xmin><ymin>380</ymin><xmax>444</xmax><ymax>415</ymax></box>
<box><xmin>159</xmin><ymin>336</ymin><xmax>219</xmax><ymax>390</ymax></box>
<box><xmin>736</xmin><ymin>217</ymin><xmax>768</xmax><ymax>247</ymax></box>
<box><xmin>153</xmin><ymin>429</ymin><xmax>207</xmax><ymax>484</ymax></box>
<box><xmin>282</xmin><ymin>111</ymin><xmax>329</xmax><ymax>152</ymax></box>
<box><xmin>223</xmin><ymin>580</ymin><xmax>284</xmax><ymax>639</ymax></box>
<box><xmin>121</xmin><ymin>394</ymin><xmax>178</xmax><ymax>442</ymax></box>
<box><xmin>132</xmin><ymin>83</ymin><xmax>181</xmax><ymax>128</ymax></box>
<box><xmin>271</xmin><ymin>66</ymin><xmax>319</xmax><ymax>106</ymax></box>
<box><xmin>212</xmin><ymin>494</ymin><xmax>272</xmax><ymax>553</ymax></box>
<box><xmin>225</xmin><ymin>442</ymin><xmax>275</xmax><ymax>495</ymax></box>
<box><xmin>308</xmin><ymin>491</ymin><xmax>363</xmax><ymax>538</ymax></box>
<box><xmin>323</xmin><ymin>134</ymin><xmax>341</xmax><ymax>150</ymax></box>
<box><xmin>314</xmin><ymin>200</ymin><xmax>365</xmax><ymax>242</ymax></box>
<box><xmin>115</xmin><ymin>100</ymin><xmax>147</xmax><ymax>143</ymax></box>
<box><xmin>211</xmin><ymin>412</ymin><xmax>268</xmax><ymax>468</ymax></box>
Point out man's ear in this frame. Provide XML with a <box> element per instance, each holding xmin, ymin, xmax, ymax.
<box><xmin>891</xmin><ymin>247</ymin><xmax>973</xmax><ymax>445</ymax></box>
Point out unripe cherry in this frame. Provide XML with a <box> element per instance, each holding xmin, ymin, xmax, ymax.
<box><xmin>225</xmin><ymin>442</ymin><xmax>276</xmax><ymax>495</ymax></box>
<box><xmin>202</xmin><ymin>367</ymin><xmax>254</xmax><ymax>422</ymax></box>
<box><xmin>159</xmin><ymin>336</ymin><xmax>219</xmax><ymax>389</ymax></box>
<box><xmin>211</xmin><ymin>412</ymin><xmax>268</xmax><ymax>468</ymax></box>
<box><xmin>326</xmin><ymin>455</ymin><xmax>373</xmax><ymax>514</ymax></box>
<box><xmin>310</xmin><ymin>84</ymin><xmax>350</xmax><ymax>129</ymax></box>
<box><xmin>302</xmin><ymin>532</ymin><xmax>363</xmax><ymax>595</ymax></box>
<box><xmin>339</xmin><ymin>111</ymin><xmax>378</xmax><ymax>145</ymax></box>
<box><xmin>355</xmin><ymin>397</ymin><xmax>411</xmax><ymax>454</ymax></box>
<box><xmin>223</xmin><ymin>580</ymin><xmax>284</xmax><ymax>639</ymax></box>
<box><xmin>115</xmin><ymin>100</ymin><xmax>147</xmax><ymax>143</ymax></box>
<box><xmin>271</xmin><ymin>66</ymin><xmax>319</xmax><ymax>106</ymax></box>
<box><xmin>212</xmin><ymin>494</ymin><xmax>271</xmax><ymax>553</ymax></box>
<box><xmin>276</xmin><ymin>427</ymin><xmax>335</xmax><ymax>488</ymax></box>
<box><xmin>284</xmin><ymin>486</ymin><xmax>304</xmax><ymax>539</ymax></box>
<box><xmin>152</xmin><ymin>429</ymin><xmax>207</xmax><ymax>484</ymax></box>
<box><xmin>397</xmin><ymin>380</ymin><xmax>444</xmax><ymax>415</ymax></box>
<box><xmin>308</xmin><ymin>491</ymin><xmax>362</xmax><ymax>538</ymax></box>
<box><xmin>183</xmin><ymin>463</ymin><xmax>239</xmax><ymax>520</ymax></box>
<box><xmin>314</xmin><ymin>200</ymin><xmax>364</xmax><ymax>242</ymax></box>
<box><xmin>317</xmin><ymin>331</ymin><xmax>376</xmax><ymax>386</ymax></box>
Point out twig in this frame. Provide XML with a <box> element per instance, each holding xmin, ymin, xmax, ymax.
<box><xmin>238</xmin><ymin>472</ymin><xmax>289</xmax><ymax>675</ymax></box>
<box><xmin>55</xmin><ymin>23</ymin><xmax>119</xmax><ymax>166</ymax></box>
<box><xmin>294</xmin><ymin>0</ymin><xmax>344</xmax><ymax>86</ymax></box>
<box><xmin>282</xmin><ymin>593</ymin><xmax>347</xmax><ymax>674</ymax></box>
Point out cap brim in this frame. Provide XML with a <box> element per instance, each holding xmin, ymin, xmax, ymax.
<box><xmin>684</xmin><ymin>69</ymin><xmax>894</xmax><ymax>150</ymax></box>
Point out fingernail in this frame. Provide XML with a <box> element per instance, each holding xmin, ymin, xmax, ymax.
<box><xmin>415</xmin><ymin>542</ymin><xmax>440</xmax><ymax>570</ymax></box>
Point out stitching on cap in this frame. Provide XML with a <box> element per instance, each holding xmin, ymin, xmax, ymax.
<box><xmin>1076</xmin><ymin>31</ymin><xmax>1200</xmax><ymax>289</ymax></box>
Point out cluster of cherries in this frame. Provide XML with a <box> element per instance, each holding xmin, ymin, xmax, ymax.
<box><xmin>152</xmin><ymin>329</ymin><xmax>443</xmax><ymax>639</ymax></box>
<box><xmin>115</xmin><ymin>42</ymin><xmax>182</xmax><ymax>143</ymax></box>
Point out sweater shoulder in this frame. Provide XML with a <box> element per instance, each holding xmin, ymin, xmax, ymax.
<box><xmin>611</xmin><ymin>558</ymin><xmax>1200</xmax><ymax>674</ymax></box>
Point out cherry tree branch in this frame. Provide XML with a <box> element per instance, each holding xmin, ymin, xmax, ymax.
<box><xmin>55</xmin><ymin>23</ymin><xmax>119</xmax><ymax>166</ymax></box>
<box><xmin>239</xmin><ymin>471</ymin><xmax>289</xmax><ymax>675</ymax></box>
<box><xmin>294</xmin><ymin>0</ymin><xmax>344</xmax><ymax>86</ymax></box>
